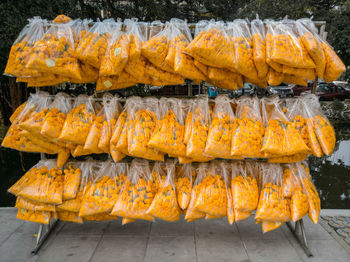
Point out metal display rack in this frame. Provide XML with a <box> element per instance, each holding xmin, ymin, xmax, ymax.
<box><xmin>16</xmin><ymin>19</ymin><xmax>328</xmax><ymax>257</ymax></box>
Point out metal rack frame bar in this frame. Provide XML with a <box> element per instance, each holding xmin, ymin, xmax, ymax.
<box><xmin>286</xmin><ymin>219</ymin><xmax>313</xmax><ymax>257</ymax></box>
<box><xmin>31</xmin><ymin>219</ymin><xmax>59</xmax><ymax>255</ymax></box>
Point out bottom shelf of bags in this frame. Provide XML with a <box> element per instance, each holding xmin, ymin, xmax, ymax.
<box><xmin>10</xmin><ymin>158</ymin><xmax>320</xmax><ymax>234</ymax></box>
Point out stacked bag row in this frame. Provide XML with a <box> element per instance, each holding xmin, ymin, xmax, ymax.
<box><xmin>4</xmin><ymin>15</ymin><xmax>345</xmax><ymax>90</ymax></box>
<box><xmin>2</xmin><ymin>92</ymin><xmax>336</xmax><ymax>166</ymax></box>
<box><xmin>10</xmin><ymin>159</ymin><xmax>320</xmax><ymax>233</ymax></box>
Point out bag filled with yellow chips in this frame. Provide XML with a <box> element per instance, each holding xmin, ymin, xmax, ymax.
<box><xmin>302</xmin><ymin>94</ymin><xmax>336</xmax><ymax>156</ymax></box>
<box><xmin>147</xmin><ymin>160</ymin><xmax>181</xmax><ymax>221</ymax></box>
<box><xmin>205</xmin><ymin>95</ymin><xmax>237</xmax><ymax>159</ymax></box>
<box><xmin>111</xmin><ymin>159</ymin><xmax>157</xmax><ymax>221</ymax></box>
<box><xmin>255</xmin><ymin>163</ymin><xmax>291</xmax><ymax>223</ymax></box>
<box><xmin>79</xmin><ymin>160</ymin><xmax>127</xmax><ymax>217</ymax></box>
<box><xmin>59</xmin><ymin>94</ymin><xmax>96</xmax><ymax>145</ymax></box>
<box><xmin>4</xmin><ymin>16</ymin><xmax>48</xmax><ymax>78</ymax></box>
<box><xmin>76</xmin><ymin>19</ymin><xmax>117</xmax><ymax>69</ymax></box>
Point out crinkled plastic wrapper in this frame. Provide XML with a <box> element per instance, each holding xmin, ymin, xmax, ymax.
<box><xmin>26</xmin><ymin>21</ymin><xmax>83</xmax><ymax>81</ymax></box>
<box><xmin>147</xmin><ymin>161</ymin><xmax>181</xmax><ymax>221</ymax></box>
<box><xmin>175</xmin><ymin>163</ymin><xmax>195</xmax><ymax>210</ymax></box>
<box><xmin>266</xmin><ymin>20</ymin><xmax>315</xmax><ymax>69</ymax></box>
<box><xmin>40</xmin><ymin>93</ymin><xmax>72</xmax><ymax>142</ymax></box>
<box><xmin>59</xmin><ymin>95</ymin><xmax>96</xmax><ymax>145</ymax></box>
<box><xmin>111</xmin><ymin>159</ymin><xmax>158</xmax><ymax>221</ymax></box>
<box><xmin>79</xmin><ymin>161</ymin><xmax>127</xmax><ymax>217</ymax></box>
<box><xmin>185</xmin><ymin>20</ymin><xmax>235</xmax><ymax>70</ymax></box>
<box><xmin>126</xmin><ymin>97</ymin><xmax>164</xmax><ymax>161</ymax></box>
<box><xmin>229</xmin><ymin>20</ymin><xmax>259</xmax><ymax>81</ymax></box>
<box><xmin>18</xmin><ymin>161</ymin><xmax>64</xmax><ymax>205</ymax></box>
<box><xmin>205</xmin><ymin>95</ymin><xmax>237</xmax><ymax>159</ymax></box>
<box><xmin>4</xmin><ymin>17</ymin><xmax>47</xmax><ymax>78</ymax></box>
<box><xmin>255</xmin><ymin>164</ymin><xmax>291</xmax><ymax>222</ymax></box>
<box><xmin>261</xmin><ymin>97</ymin><xmax>309</xmax><ymax>157</ymax></box>
<box><xmin>76</xmin><ymin>19</ymin><xmax>117</xmax><ymax>69</ymax></box>
<box><xmin>251</xmin><ymin>18</ymin><xmax>269</xmax><ymax>80</ymax></box>
<box><xmin>17</xmin><ymin>208</ymin><xmax>51</xmax><ymax>224</ymax></box>
<box><xmin>302</xmin><ymin>94</ymin><xmax>335</xmax><ymax>156</ymax></box>
<box><xmin>190</xmin><ymin>162</ymin><xmax>228</xmax><ymax>217</ymax></box>
<box><xmin>231</xmin><ymin>97</ymin><xmax>264</xmax><ymax>158</ymax></box>
<box><xmin>286</xmin><ymin>98</ymin><xmax>322</xmax><ymax>157</ymax></box>
<box><xmin>186</xmin><ymin>97</ymin><xmax>214</xmax><ymax>161</ymax></box>
<box><xmin>100</xmin><ymin>23</ymin><xmax>129</xmax><ymax>77</ymax></box>
<box><xmin>148</xmin><ymin>98</ymin><xmax>186</xmax><ymax>157</ymax></box>
<box><xmin>231</xmin><ymin>162</ymin><xmax>259</xmax><ymax>220</ymax></box>
<box><xmin>62</xmin><ymin>163</ymin><xmax>82</xmax><ymax>201</ymax></box>
<box><xmin>15</xmin><ymin>197</ymin><xmax>55</xmax><ymax>212</ymax></box>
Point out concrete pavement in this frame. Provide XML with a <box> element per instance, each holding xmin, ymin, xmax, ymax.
<box><xmin>0</xmin><ymin>208</ymin><xmax>349</xmax><ymax>262</ymax></box>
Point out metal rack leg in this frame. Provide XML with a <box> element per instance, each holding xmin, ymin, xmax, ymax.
<box><xmin>286</xmin><ymin>219</ymin><xmax>313</xmax><ymax>257</ymax></box>
<box><xmin>31</xmin><ymin>219</ymin><xmax>59</xmax><ymax>255</ymax></box>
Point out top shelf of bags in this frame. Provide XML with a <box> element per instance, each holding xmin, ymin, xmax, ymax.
<box><xmin>4</xmin><ymin>15</ymin><xmax>345</xmax><ymax>92</ymax></box>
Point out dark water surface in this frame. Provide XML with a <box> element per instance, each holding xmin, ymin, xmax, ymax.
<box><xmin>0</xmin><ymin>127</ymin><xmax>349</xmax><ymax>209</ymax></box>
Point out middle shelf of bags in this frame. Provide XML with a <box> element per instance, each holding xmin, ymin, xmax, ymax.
<box><xmin>2</xmin><ymin>91</ymin><xmax>335</xmax><ymax>167</ymax></box>
<box><xmin>10</xmin><ymin>159</ymin><xmax>320</xmax><ymax>233</ymax></box>
<box><xmin>4</xmin><ymin>16</ymin><xmax>346</xmax><ymax>90</ymax></box>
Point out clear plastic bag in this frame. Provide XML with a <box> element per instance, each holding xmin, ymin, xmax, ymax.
<box><xmin>231</xmin><ymin>96</ymin><xmax>264</xmax><ymax>158</ymax></box>
<box><xmin>286</xmin><ymin>98</ymin><xmax>322</xmax><ymax>157</ymax></box>
<box><xmin>230</xmin><ymin>20</ymin><xmax>259</xmax><ymax>81</ymax></box>
<box><xmin>144</xmin><ymin>62</ymin><xmax>185</xmax><ymax>86</ymax></box>
<box><xmin>62</xmin><ymin>162</ymin><xmax>82</xmax><ymax>201</ymax></box>
<box><xmin>266</xmin><ymin>68</ymin><xmax>284</xmax><ymax>86</ymax></box>
<box><xmin>261</xmin><ymin>97</ymin><xmax>309</xmax><ymax>157</ymax></box>
<box><xmin>111</xmin><ymin>159</ymin><xmax>156</xmax><ymax>221</ymax></box>
<box><xmin>18</xmin><ymin>92</ymin><xmax>52</xmax><ymax>136</ymax></box>
<box><xmin>205</xmin><ymin>95</ymin><xmax>237</xmax><ymax>158</ymax></box>
<box><xmin>57</xmin><ymin>160</ymin><xmax>94</xmax><ymax>213</ymax></box>
<box><xmin>98</xmin><ymin>95</ymin><xmax>122</xmax><ymax>153</ymax></box>
<box><xmin>301</xmin><ymin>163</ymin><xmax>320</xmax><ymax>224</ymax></box>
<box><xmin>141</xmin><ymin>21</ymin><xmax>173</xmax><ymax>72</ymax></box>
<box><xmin>255</xmin><ymin>163</ymin><xmax>291</xmax><ymax>222</ymax></box>
<box><xmin>168</xmin><ymin>19</ymin><xmax>206</xmax><ymax>82</ymax></box>
<box><xmin>4</xmin><ymin>17</ymin><xmax>47</xmax><ymax>78</ymax></box>
<box><xmin>79</xmin><ymin>161</ymin><xmax>127</xmax><ymax>216</ymax></box>
<box><xmin>221</xmin><ymin>162</ymin><xmax>235</xmax><ymax>224</ymax></box>
<box><xmin>17</xmin><ymin>160</ymin><xmax>64</xmax><ymax>205</ymax></box>
<box><xmin>191</xmin><ymin>162</ymin><xmax>228</xmax><ymax>217</ymax></box>
<box><xmin>100</xmin><ymin>22</ymin><xmax>129</xmax><ymax>76</ymax></box>
<box><xmin>57</xmin><ymin>211</ymin><xmax>83</xmax><ymax>223</ymax></box>
<box><xmin>15</xmin><ymin>197</ymin><xmax>55</xmax><ymax>212</ymax></box>
<box><xmin>302</xmin><ymin>94</ymin><xmax>336</xmax><ymax>155</ymax></box>
<box><xmin>175</xmin><ymin>163</ymin><xmax>195</xmax><ymax>210</ymax></box>
<box><xmin>251</xmin><ymin>18</ymin><xmax>269</xmax><ymax>80</ymax></box>
<box><xmin>296</xmin><ymin>19</ymin><xmax>344</xmax><ymax>81</ymax></box>
<box><xmin>186</xmin><ymin>96</ymin><xmax>213</xmax><ymax>161</ymax></box>
<box><xmin>148</xmin><ymin>98</ymin><xmax>187</xmax><ymax>157</ymax></box>
<box><xmin>127</xmin><ymin>97</ymin><xmax>164</xmax><ymax>161</ymax></box>
<box><xmin>2</xmin><ymin>93</ymin><xmax>60</xmax><ymax>154</ymax></box>
<box><xmin>26</xmin><ymin>20</ymin><xmax>82</xmax><ymax>81</ymax></box>
<box><xmin>147</xmin><ymin>161</ymin><xmax>181</xmax><ymax>221</ymax></box>
<box><xmin>110</xmin><ymin>110</ymin><xmax>127</xmax><ymax>161</ymax></box>
<box><xmin>40</xmin><ymin>92</ymin><xmax>72</xmax><ymax>142</ymax></box>
<box><xmin>231</xmin><ymin>162</ymin><xmax>259</xmax><ymax>221</ymax></box>
<box><xmin>17</xmin><ymin>208</ymin><xmax>50</xmax><ymax>224</ymax></box>
<box><xmin>59</xmin><ymin>95</ymin><xmax>96</xmax><ymax>145</ymax></box>
<box><xmin>282</xmin><ymin>164</ymin><xmax>309</xmax><ymax>222</ymax></box>
<box><xmin>185</xmin><ymin>20</ymin><xmax>235</xmax><ymax>70</ymax></box>
<box><xmin>124</xmin><ymin>20</ymin><xmax>150</xmax><ymax>83</ymax></box>
<box><xmin>76</xmin><ymin>19</ymin><xmax>117</xmax><ymax>68</ymax></box>
<box><xmin>322</xmin><ymin>42</ymin><xmax>346</xmax><ymax>82</ymax></box>
<box><xmin>266</xmin><ymin>20</ymin><xmax>315</xmax><ymax>69</ymax></box>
